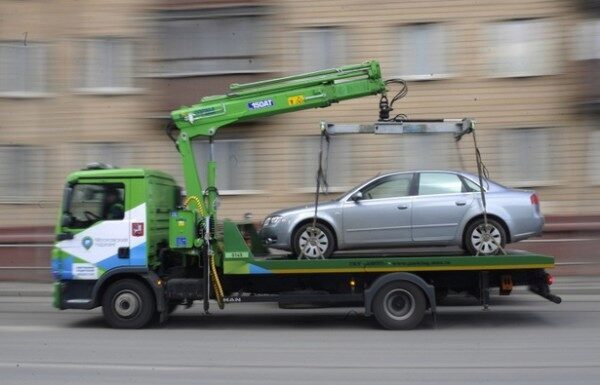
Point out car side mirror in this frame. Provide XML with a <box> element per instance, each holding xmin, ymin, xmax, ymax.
<box><xmin>350</xmin><ymin>191</ymin><xmax>363</xmax><ymax>202</ymax></box>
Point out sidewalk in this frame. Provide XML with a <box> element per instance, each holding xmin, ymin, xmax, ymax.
<box><xmin>1</xmin><ymin>276</ymin><xmax>599</xmax><ymax>298</ymax></box>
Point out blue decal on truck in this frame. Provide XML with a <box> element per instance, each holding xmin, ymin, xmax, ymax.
<box><xmin>247</xmin><ymin>99</ymin><xmax>274</xmax><ymax>110</ymax></box>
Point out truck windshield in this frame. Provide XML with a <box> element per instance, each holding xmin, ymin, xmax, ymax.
<box><xmin>66</xmin><ymin>183</ymin><xmax>125</xmax><ymax>228</ymax></box>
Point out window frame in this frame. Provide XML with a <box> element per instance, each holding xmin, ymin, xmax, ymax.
<box><xmin>0</xmin><ymin>41</ymin><xmax>51</xmax><ymax>98</ymax></box>
<box><xmin>486</xmin><ymin>18</ymin><xmax>559</xmax><ymax>78</ymax></box>
<box><xmin>298</xmin><ymin>26</ymin><xmax>347</xmax><ymax>73</ymax></box>
<box><xmin>193</xmin><ymin>139</ymin><xmax>262</xmax><ymax>195</ymax></box>
<box><xmin>153</xmin><ymin>7</ymin><xmax>270</xmax><ymax>78</ymax></box>
<box><xmin>72</xmin><ymin>37</ymin><xmax>141</xmax><ymax>95</ymax></box>
<box><xmin>394</xmin><ymin>22</ymin><xmax>452</xmax><ymax>81</ymax></box>
<box><xmin>0</xmin><ymin>145</ymin><xmax>47</xmax><ymax>203</ymax></box>
<box><xmin>499</xmin><ymin>127</ymin><xmax>555</xmax><ymax>187</ymax></box>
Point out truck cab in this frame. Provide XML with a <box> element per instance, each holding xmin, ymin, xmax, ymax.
<box><xmin>51</xmin><ymin>165</ymin><xmax>179</xmax><ymax>309</ymax></box>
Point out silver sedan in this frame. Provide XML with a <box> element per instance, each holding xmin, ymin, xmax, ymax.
<box><xmin>260</xmin><ymin>170</ymin><xmax>544</xmax><ymax>258</ymax></box>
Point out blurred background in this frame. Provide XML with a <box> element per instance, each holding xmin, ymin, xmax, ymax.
<box><xmin>1</xmin><ymin>0</ymin><xmax>599</xmax><ymax>280</ymax></box>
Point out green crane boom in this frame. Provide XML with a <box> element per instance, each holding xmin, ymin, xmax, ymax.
<box><xmin>169</xmin><ymin>60</ymin><xmax>386</xmax><ymax>219</ymax></box>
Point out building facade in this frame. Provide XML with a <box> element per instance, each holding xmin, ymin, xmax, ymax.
<box><xmin>1</xmin><ymin>0</ymin><xmax>599</xmax><ymax>246</ymax></box>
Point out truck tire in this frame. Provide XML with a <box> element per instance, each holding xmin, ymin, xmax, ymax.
<box><xmin>372</xmin><ymin>281</ymin><xmax>426</xmax><ymax>330</ymax></box>
<box><xmin>102</xmin><ymin>279</ymin><xmax>156</xmax><ymax>329</ymax></box>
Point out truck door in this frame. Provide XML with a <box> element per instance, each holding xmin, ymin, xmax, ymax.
<box><xmin>55</xmin><ymin>181</ymin><xmax>131</xmax><ymax>280</ymax></box>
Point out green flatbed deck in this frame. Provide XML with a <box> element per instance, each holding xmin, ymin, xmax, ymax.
<box><xmin>223</xmin><ymin>251</ymin><xmax>555</xmax><ymax>275</ymax></box>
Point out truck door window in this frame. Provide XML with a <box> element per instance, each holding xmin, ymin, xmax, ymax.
<box><xmin>67</xmin><ymin>183</ymin><xmax>125</xmax><ymax>228</ymax></box>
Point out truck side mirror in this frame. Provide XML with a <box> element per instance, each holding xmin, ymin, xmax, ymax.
<box><xmin>350</xmin><ymin>191</ymin><xmax>363</xmax><ymax>202</ymax></box>
<box><xmin>61</xmin><ymin>213</ymin><xmax>73</xmax><ymax>227</ymax></box>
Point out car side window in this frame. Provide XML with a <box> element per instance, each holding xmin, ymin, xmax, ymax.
<box><xmin>418</xmin><ymin>173</ymin><xmax>464</xmax><ymax>195</ymax></box>
<box><xmin>462</xmin><ymin>177</ymin><xmax>481</xmax><ymax>192</ymax></box>
<box><xmin>362</xmin><ymin>174</ymin><xmax>413</xmax><ymax>200</ymax></box>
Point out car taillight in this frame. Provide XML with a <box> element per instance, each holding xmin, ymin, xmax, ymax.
<box><xmin>530</xmin><ymin>193</ymin><xmax>540</xmax><ymax>205</ymax></box>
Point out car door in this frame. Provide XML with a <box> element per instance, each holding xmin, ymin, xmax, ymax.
<box><xmin>342</xmin><ymin>173</ymin><xmax>415</xmax><ymax>247</ymax></box>
<box><xmin>55</xmin><ymin>181</ymin><xmax>131</xmax><ymax>280</ymax></box>
<box><xmin>411</xmin><ymin>172</ymin><xmax>474</xmax><ymax>242</ymax></box>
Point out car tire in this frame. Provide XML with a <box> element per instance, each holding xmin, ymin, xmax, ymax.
<box><xmin>372</xmin><ymin>281</ymin><xmax>426</xmax><ymax>330</ymax></box>
<box><xmin>292</xmin><ymin>222</ymin><xmax>335</xmax><ymax>259</ymax></box>
<box><xmin>102</xmin><ymin>279</ymin><xmax>156</xmax><ymax>329</ymax></box>
<box><xmin>464</xmin><ymin>218</ymin><xmax>507</xmax><ymax>256</ymax></box>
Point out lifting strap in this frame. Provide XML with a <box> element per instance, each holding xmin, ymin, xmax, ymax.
<box><xmin>471</xmin><ymin>125</ymin><xmax>507</xmax><ymax>256</ymax></box>
<box><xmin>300</xmin><ymin>127</ymin><xmax>331</xmax><ymax>259</ymax></box>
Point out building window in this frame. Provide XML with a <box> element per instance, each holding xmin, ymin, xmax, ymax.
<box><xmin>0</xmin><ymin>146</ymin><xmax>46</xmax><ymax>201</ymax></box>
<box><xmin>588</xmin><ymin>130</ymin><xmax>600</xmax><ymax>185</ymax></box>
<box><xmin>396</xmin><ymin>23</ymin><xmax>449</xmax><ymax>80</ymax></box>
<box><xmin>156</xmin><ymin>7</ymin><xmax>266</xmax><ymax>77</ymax></box>
<box><xmin>400</xmin><ymin>135</ymin><xmax>454</xmax><ymax>170</ymax></box>
<box><xmin>299</xmin><ymin>27</ymin><xmax>346</xmax><ymax>72</ymax></box>
<box><xmin>0</xmin><ymin>42</ymin><xmax>48</xmax><ymax>97</ymax></box>
<box><xmin>573</xmin><ymin>19</ymin><xmax>600</xmax><ymax>61</ymax></box>
<box><xmin>500</xmin><ymin>128</ymin><xmax>552</xmax><ymax>187</ymax></box>
<box><xmin>298</xmin><ymin>136</ymin><xmax>353</xmax><ymax>191</ymax></box>
<box><xmin>77</xmin><ymin>38</ymin><xmax>135</xmax><ymax>93</ymax></box>
<box><xmin>487</xmin><ymin>19</ymin><xmax>558</xmax><ymax>78</ymax></box>
<box><xmin>194</xmin><ymin>140</ymin><xmax>257</xmax><ymax>194</ymax></box>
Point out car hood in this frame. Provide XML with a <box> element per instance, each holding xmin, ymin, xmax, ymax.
<box><xmin>268</xmin><ymin>199</ymin><xmax>339</xmax><ymax>217</ymax></box>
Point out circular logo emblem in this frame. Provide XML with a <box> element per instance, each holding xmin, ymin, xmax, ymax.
<box><xmin>82</xmin><ymin>236</ymin><xmax>93</xmax><ymax>250</ymax></box>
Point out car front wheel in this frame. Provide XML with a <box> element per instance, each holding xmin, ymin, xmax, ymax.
<box><xmin>292</xmin><ymin>222</ymin><xmax>335</xmax><ymax>259</ymax></box>
<box><xmin>464</xmin><ymin>218</ymin><xmax>507</xmax><ymax>255</ymax></box>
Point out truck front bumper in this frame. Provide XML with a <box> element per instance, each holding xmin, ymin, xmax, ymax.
<box><xmin>53</xmin><ymin>280</ymin><xmax>97</xmax><ymax>310</ymax></box>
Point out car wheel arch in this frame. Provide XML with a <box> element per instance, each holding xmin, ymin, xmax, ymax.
<box><xmin>462</xmin><ymin>214</ymin><xmax>511</xmax><ymax>245</ymax></box>
<box><xmin>291</xmin><ymin>217</ymin><xmax>339</xmax><ymax>251</ymax></box>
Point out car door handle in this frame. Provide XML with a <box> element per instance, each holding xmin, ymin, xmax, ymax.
<box><xmin>455</xmin><ymin>201</ymin><xmax>467</xmax><ymax>206</ymax></box>
<box><xmin>397</xmin><ymin>205</ymin><xmax>408</xmax><ymax>210</ymax></box>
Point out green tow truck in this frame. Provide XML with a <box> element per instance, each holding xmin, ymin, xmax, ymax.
<box><xmin>51</xmin><ymin>61</ymin><xmax>560</xmax><ymax>330</ymax></box>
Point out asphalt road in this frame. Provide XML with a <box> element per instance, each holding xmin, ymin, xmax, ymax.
<box><xmin>1</xmin><ymin>279</ymin><xmax>600</xmax><ymax>385</ymax></box>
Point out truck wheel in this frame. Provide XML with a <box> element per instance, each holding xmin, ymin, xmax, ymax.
<box><xmin>102</xmin><ymin>279</ymin><xmax>155</xmax><ymax>329</ymax></box>
<box><xmin>464</xmin><ymin>218</ymin><xmax>506</xmax><ymax>255</ymax></box>
<box><xmin>372</xmin><ymin>281</ymin><xmax>426</xmax><ymax>330</ymax></box>
<box><xmin>292</xmin><ymin>222</ymin><xmax>335</xmax><ymax>259</ymax></box>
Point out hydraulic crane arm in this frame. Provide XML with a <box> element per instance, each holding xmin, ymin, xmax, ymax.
<box><xmin>170</xmin><ymin>61</ymin><xmax>386</xmax><ymax>138</ymax></box>
<box><xmin>169</xmin><ymin>61</ymin><xmax>387</xmax><ymax>218</ymax></box>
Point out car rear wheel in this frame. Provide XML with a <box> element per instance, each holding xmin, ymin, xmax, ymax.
<box><xmin>292</xmin><ymin>222</ymin><xmax>335</xmax><ymax>259</ymax></box>
<box><xmin>464</xmin><ymin>218</ymin><xmax>506</xmax><ymax>255</ymax></box>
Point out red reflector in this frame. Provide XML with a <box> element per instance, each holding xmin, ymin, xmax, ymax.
<box><xmin>530</xmin><ymin>193</ymin><xmax>540</xmax><ymax>205</ymax></box>
<box><xmin>546</xmin><ymin>274</ymin><xmax>554</xmax><ymax>285</ymax></box>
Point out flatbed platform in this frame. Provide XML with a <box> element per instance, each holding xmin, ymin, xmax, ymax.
<box><xmin>223</xmin><ymin>251</ymin><xmax>555</xmax><ymax>275</ymax></box>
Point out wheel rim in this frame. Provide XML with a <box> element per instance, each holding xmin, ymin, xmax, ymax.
<box><xmin>113</xmin><ymin>290</ymin><xmax>141</xmax><ymax>318</ymax></box>
<box><xmin>383</xmin><ymin>289</ymin><xmax>415</xmax><ymax>321</ymax></box>
<box><xmin>471</xmin><ymin>223</ymin><xmax>502</xmax><ymax>254</ymax></box>
<box><xmin>298</xmin><ymin>227</ymin><xmax>329</xmax><ymax>259</ymax></box>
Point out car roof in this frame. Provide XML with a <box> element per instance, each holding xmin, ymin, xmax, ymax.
<box><xmin>369</xmin><ymin>170</ymin><xmax>506</xmax><ymax>191</ymax></box>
